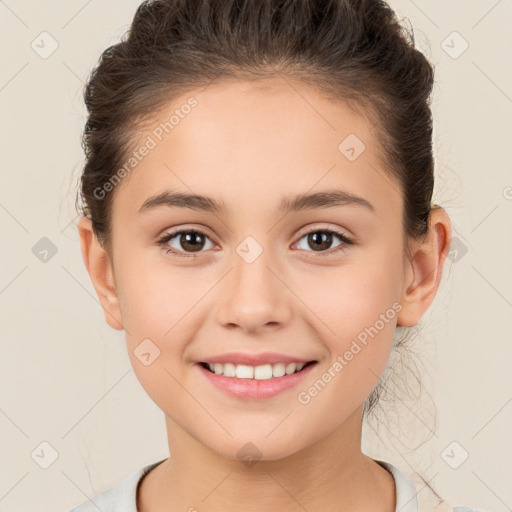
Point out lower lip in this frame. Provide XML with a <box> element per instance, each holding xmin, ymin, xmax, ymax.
<box><xmin>196</xmin><ymin>362</ymin><xmax>317</xmax><ymax>400</ymax></box>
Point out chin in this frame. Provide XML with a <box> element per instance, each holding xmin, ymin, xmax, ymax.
<box><xmin>205</xmin><ymin>434</ymin><xmax>304</xmax><ymax>465</ymax></box>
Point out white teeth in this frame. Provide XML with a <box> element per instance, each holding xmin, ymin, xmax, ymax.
<box><xmin>223</xmin><ymin>363</ymin><xmax>236</xmax><ymax>377</ymax></box>
<box><xmin>285</xmin><ymin>363</ymin><xmax>296</xmax><ymax>375</ymax></box>
<box><xmin>205</xmin><ymin>361</ymin><xmax>310</xmax><ymax>380</ymax></box>
<box><xmin>236</xmin><ymin>364</ymin><xmax>254</xmax><ymax>379</ymax></box>
<box><xmin>272</xmin><ymin>363</ymin><xmax>286</xmax><ymax>377</ymax></box>
<box><xmin>254</xmin><ymin>364</ymin><xmax>272</xmax><ymax>380</ymax></box>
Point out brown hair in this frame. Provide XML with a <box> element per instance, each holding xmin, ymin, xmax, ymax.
<box><xmin>76</xmin><ymin>0</ymin><xmax>444</xmax><ymax>502</ymax></box>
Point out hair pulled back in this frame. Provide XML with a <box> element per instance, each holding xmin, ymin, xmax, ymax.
<box><xmin>76</xmin><ymin>0</ymin><xmax>442</xmax><ymax>499</ymax></box>
<box><xmin>78</xmin><ymin>0</ymin><xmax>436</xmax><ymax>255</ymax></box>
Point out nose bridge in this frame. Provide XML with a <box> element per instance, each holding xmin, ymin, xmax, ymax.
<box><xmin>215</xmin><ymin>238</ymin><xmax>291</xmax><ymax>331</ymax></box>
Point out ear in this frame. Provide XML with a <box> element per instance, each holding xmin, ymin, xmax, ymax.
<box><xmin>77</xmin><ymin>216</ymin><xmax>124</xmax><ymax>331</ymax></box>
<box><xmin>397</xmin><ymin>207</ymin><xmax>452</xmax><ymax>327</ymax></box>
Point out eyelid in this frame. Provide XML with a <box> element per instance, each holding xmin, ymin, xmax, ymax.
<box><xmin>294</xmin><ymin>222</ymin><xmax>353</xmax><ymax>242</ymax></box>
<box><xmin>156</xmin><ymin>225</ymin><xmax>216</xmax><ymax>257</ymax></box>
<box><xmin>158</xmin><ymin>224</ymin><xmax>216</xmax><ymax>243</ymax></box>
<box><xmin>291</xmin><ymin>224</ymin><xmax>354</xmax><ymax>257</ymax></box>
<box><xmin>157</xmin><ymin>223</ymin><xmax>354</xmax><ymax>258</ymax></box>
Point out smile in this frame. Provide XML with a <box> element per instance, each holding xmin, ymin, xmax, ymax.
<box><xmin>200</xmin><ymin>361</ymin><xmax>316</xmax><ymax>380</ymax></box>
<box><xmin>196</xmin><ymin>360</ymin><xmax>318</xmax><ymax>400</ymax></box>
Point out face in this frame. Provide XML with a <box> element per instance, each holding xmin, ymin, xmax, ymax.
<box><xmin>80</xmin><ymin>77</ymin><xmax>446</xmax><ymax>462</ymax></box>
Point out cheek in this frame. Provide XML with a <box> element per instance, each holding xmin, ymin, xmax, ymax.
<box><xmin>303</xmin><ymin>256</ymin><xmax>402</xmax><ymax>337</ymax></box>
<box><xmin>293</xmin><ymin>264</ymin><xmax>400</xmax><ymax>419</ymax></box>
<box><xmin>117</xmin><ymin>262</ymin><xmax>195</xmax><ymax>410</ymax></box>
<box><xmin>295</xmin><ymin>252</ymin><xmax>402</xmax><ymax>393</ymax></box>
<box><xmin>116</xmin><ymin>249</ymin><xmax>204</xmax><ymax>336</ymax></box>
<box><xmin>115</xmin><ymin>255</ymin><xmax>209</xmax><ymax>388</ymax></box>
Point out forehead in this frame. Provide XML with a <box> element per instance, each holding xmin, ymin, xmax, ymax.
<box><xmin>111</xmin><ymin>77</ymin><xmax>401</xmax><ymax>222</ymax></box>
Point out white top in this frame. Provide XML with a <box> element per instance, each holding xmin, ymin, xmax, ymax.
<box><xmin>65</xmin><ymin>458</ymin><xmax>491</xmax><ymax>512</ymax></box>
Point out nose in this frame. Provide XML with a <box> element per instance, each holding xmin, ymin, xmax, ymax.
<box><xmin>214</xmin><ymin>249</ymin><xmax>292</xmax><ymax>334</ymax></box>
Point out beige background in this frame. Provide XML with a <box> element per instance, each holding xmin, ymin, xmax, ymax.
<box><xmin>0</xmin><ymin>1</ymin><xmax>511</xmax><ymax>511</ymax></box>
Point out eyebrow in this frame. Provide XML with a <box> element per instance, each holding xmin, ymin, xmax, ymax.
<box><xmin>137</xmin><ymin>189</ymin><xmax>375</xmax><ymax>215</ymax></box>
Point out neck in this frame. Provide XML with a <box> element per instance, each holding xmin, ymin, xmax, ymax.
<box><xmin>137</xmin><ymin>406</ymin><xmax>396</xmax><ymax>512</ymax></box>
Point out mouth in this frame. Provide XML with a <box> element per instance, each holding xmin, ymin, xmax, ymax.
<box><xmin>198</xmin><ymin>360</ymin><xmax>318</xmax><ymax>380</ymax></box>
<box><xmin>196</xmin><ymin>359</ymin><xmax>318</xmax><ymax>400</ymax></box>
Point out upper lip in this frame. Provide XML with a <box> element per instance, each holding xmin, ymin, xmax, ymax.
<box><xmin>198</xmin><ymin>352</ymin><xmax>317</xmax><ymax>366</ymax></box>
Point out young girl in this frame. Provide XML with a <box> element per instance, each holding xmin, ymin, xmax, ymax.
<box><xmin>68</xmin><ymin>0</ymin><xmax>490</xmax><ymax>511</ymax></box>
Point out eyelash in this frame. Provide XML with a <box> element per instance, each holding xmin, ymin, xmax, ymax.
<box><xmin>156</xmin><ymin>226</ymin><xmax>354</xmax><ymax>259</ymax></box>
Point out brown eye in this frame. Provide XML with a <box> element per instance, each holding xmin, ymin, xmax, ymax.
<box><xmin>295</xmin><ymin>228</ymin><xmax>353</xmax><ymax>255</ymax></box>
<box><xmin>157</xmin><ymin>229</ymin><xmax>214</xmax><ymax>257</ymax></box>
<box><xmin>176</xmin><ymin>231</ymin><xmax>206</xmax><ymax>252</ymax></box>
<box><xmin>306</xmin><ymin>231</ymin><xmax>334</xmax><ymax>251</ymax></box>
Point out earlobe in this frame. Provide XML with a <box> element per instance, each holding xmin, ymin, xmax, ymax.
<box><xmin>396</xmin><ymin>208</ymin><xmax>452</xmax><ymax>327</ymax></box>
<box><xmin>77</xmin><ymin>216</ymin><xmax>125</xmax><ymax>331</ymax></box>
